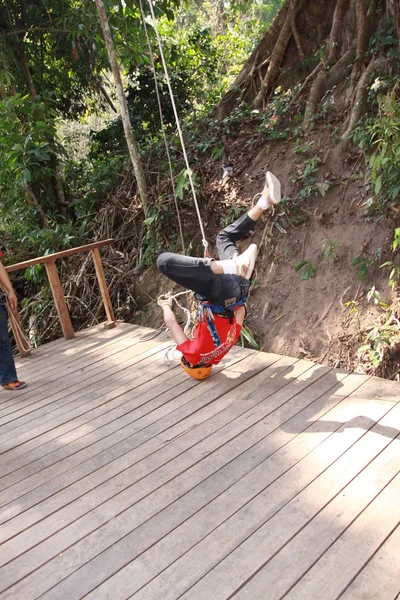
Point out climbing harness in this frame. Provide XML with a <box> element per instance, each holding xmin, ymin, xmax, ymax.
<box><xmin>143</xmin><ymin>0</ymin><xmax>209</xmax><ymax>256</ymax></box>
<box><xmin>162</xmin><ymin>289</ymin><xmax>247</xmax><ymax>366</ymax></box>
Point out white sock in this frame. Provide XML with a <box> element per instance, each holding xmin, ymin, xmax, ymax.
<box><xmin>221</xmin><ymin>259</ymin><xmax>237</xmax><ymax>275</ymax></box>
<box><xmin>257</xmin><ymin>194</ymin><xmax>269</xmax><ymax>210</ymax></box>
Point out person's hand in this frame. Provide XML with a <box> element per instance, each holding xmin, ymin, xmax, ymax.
<box><xmin>157</xmin><ymin>293</ymin><xmax>173</xmax><ymax>309</ymax></box>
<box><xmin>7</xmin><ymin>289</ymin><xmax>17</xmax><ymax>312</ymax></box>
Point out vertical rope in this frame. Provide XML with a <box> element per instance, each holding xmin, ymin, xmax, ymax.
<box><xmin>138</xmin><ymin>0</ymin><xmax>185</xmax><ymax>253</ymax></box>
<box><xmin>145</xmin><ymin>0</ymin><xmax>209</xmax><ymax>254</ymax></box>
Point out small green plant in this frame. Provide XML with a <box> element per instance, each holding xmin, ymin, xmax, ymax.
<box><xmin>239</xmin><ymin>325</ymin><xmax>259</xmax><ymax>350</ymax></box>
<box><xmin>358</xmin><ymin>318</ymin><xmax>399</xmax><ymax>369</ymax></box>
<box><xmin>380</xmin><ymin>261</ymin><xmax>400</xmax><ymax>290</ymax></box>
<box><xmin>380</xmin><ymin>227</ymin><xmax>400</xmax><ymax>290</ymax></box>
<box><xmin>357</xmin><ymin>282</ymin><xmax>400</xmax><ymax>372</ymax></box>
<box><xmin>392</xmin><ymin>227</ymin><xmax>400</xmax><ymax>251</ymax></box>
<box><xmin>295</xmin><ymin>259</ymin><xmax>316</xmax><ymax>280</ymax></box>
<box><xmin>212</xmin><ymin>143</ymin><xmax>225</xmax><ymax>160</ymax></box>
<box><xmin>220</xmin><ymin>205</ymin><xmax>240</xmax><ymax>228</ymax></box>
<box><xmin>293</xmin><ymin>139</ymin><xmax>314</xmax><ymax>154</ymax></box>
<box><xmin>351</xmin><ymin>248</ymin><xmax>382</xmax><ymax>282</ymax></box>
<box><xmin>291</xmin><ymin>157</ymin><xmax>327</xmax><ymax>200</ymax></box>
<box><xmin>322</xmin><ymin>239</ymin><xmax>340</xmax><ymax>262</ymax></box>
<box><xmin>344</xmin><ymin>300</ymin><xmax>362</xmax><ymax>338</ymax></box>
<box><xmin>352</xmin><ymin>91</ymin><xmax>400</xmax><ymax>213</ymax></box>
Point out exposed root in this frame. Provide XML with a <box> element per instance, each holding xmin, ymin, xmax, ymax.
<box><xmin>340</xmin><ymin>55</ymin><xmax>387</xmax><ymax>152</ymax></box>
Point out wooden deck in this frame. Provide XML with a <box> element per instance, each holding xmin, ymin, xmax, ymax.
<box><xmin>0</xmin><ymin>322</ymin><xmax>399</xmax><ymax>600</ymax></box>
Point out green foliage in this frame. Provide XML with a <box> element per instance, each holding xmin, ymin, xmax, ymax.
<box><xmin>295</xmin><ymin>259</ymin><xmax>316</xmax><ymax>280</ymax></box>
<box><xmin>352</xmin><ymin>92</ymin><xmax>400</xmax><ymax>213</ymax></box>
<box><xmin>291</xmin><ymin>157</ymin><xmax>329</xmax><ymax>200</ymax></box>
<box><xmin>322</xmin><ymin>239</ymin><xmax>340</xmax><ymax>262</ymax></box>
<box><xmin>0</xmin><ymin>94</ymin><xmax>57</xmax><ymax>207</ymax></box>
<box><xmin>380</xmin><ymin>228</ymin><xmax>400</xmax><ymax>290</ymax></box>
<box><xmin>358</xmin><ymin>300</ymin><xmax>400</xmax><ymax>370</ymax></box>
<box><xmin>343</xmin><ymin>300</ymin><xmax>362</xmax><ymax>338</ymax></box>
<box><xmin>392</xmin><ymin>227</ymin><xmax>400</xmax><ymax>251</ymax></box>
<box><xmin>0</xmin><ymin>0</ymin><xmax>285</xmax><ymax>263</ymax></box>
<box><xmin>220</xmin><ymin>205</ymin><xmax>240</xmax><ymax>229</ymax></box>
<box><xmin>239</xmin><ymin>325</ymin><xmax>259</xmax><ymax>350</ymax></box>
<box><xmin>293</xmin><ymin>139</ymin><xmax>314</xmax><ymax>154</ymax></box>
<box><xmin>352</xmin><ymin>248</ymin><xmax>382</xmax><ymax>282</ymax></box>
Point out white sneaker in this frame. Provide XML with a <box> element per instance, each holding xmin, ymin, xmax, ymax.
<box><xmin>262</xmin><ymin>171</ymin><xmax>281</xmax><ymax>206</ymax></box>
<box><xmin>234</xmin><ymin>244</ymin><xmax>258</xmax><ymax>279</ymax></box>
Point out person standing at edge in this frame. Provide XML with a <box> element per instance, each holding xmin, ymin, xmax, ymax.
<box><xmin>0</xmin><ymin>258</ymin><xmax>27</xmax><ymax>390</ymax></box>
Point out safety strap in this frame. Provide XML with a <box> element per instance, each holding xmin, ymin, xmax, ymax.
<box><xmin>197</xmin><ymin>296</ymin><xmax>248</xmax><ymax>316</ymax></box>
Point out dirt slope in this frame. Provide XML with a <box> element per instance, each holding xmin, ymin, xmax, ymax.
<box><xmin>136</xmin><ymin>120</ymin><xmax>399</xmax><ymax>379</ymax></box>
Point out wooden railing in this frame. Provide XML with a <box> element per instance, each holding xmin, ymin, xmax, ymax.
<box><xmin>5</xmin><ymin>239</ymin><xmax>115</xmax><ymax>357</ymax></box>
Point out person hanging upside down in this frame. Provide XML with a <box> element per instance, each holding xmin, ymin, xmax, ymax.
<box><xmin>157</xmin><ymin>171</ymin><xmax>281</xmax><ymax>380</ymax></box>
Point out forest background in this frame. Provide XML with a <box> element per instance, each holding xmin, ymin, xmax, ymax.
<box><xmin>1</xmin><ymin>0</ymin><xmax>400</xmax><ymax>380</ymax></box>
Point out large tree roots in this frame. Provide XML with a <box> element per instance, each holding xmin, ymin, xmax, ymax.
<box><xmin>216</xmin><ymin>0</ymin><xmax>398</xmax><ymax>147</ymax></box>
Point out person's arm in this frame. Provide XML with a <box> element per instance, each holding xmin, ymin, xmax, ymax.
<box><xmin>235</xmin><ymin>305</ymin><xmax>246</xmax><ymax>327</ymax></box>
<box><xmin>161</xmin><ymin>305</ymin><xmax>189</xmax><ymax>345</ymax></box>
<box><xmin>0</xmin><ymin>262</ymin><xmax>17</xmax><ymax>312</ymax></box>
<box><xmin>157</xmin><ymin>294</ymin><xmax>189</xmax><ymax>345</ymax></box>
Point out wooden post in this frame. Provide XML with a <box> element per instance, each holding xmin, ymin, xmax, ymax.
<box><xmin>9</xmin><ymin>310</ymin><xmax>31</xmax><ymax>357</ymax></box>
<box><xmin>91</xmin><ymin>247</ymin><xmax>116</xmax><ymax>329</ymax></box>
<box><xmin>45</xmin><ymin>260</ymin><xmax>75</xmax><ymax>340</ymax></box>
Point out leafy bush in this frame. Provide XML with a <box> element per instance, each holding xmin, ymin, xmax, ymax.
<box><xmin>353</xmin><ymin>92</ymin><xmax>400</xmax><ymax>212</ymax></box>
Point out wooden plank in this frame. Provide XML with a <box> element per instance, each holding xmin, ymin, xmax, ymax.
<box><xmin>91</xmin><ymin>247</ymin><xmax>115</xmax><ymax>328</ymax></box>
<box><xmin>1</xmin><ymin>328</ymin><xmax>398</xmax><ymax>600</ymax></box>
<box><xmin>45</xmin><ymin>260</ymin><xmax>75</xmax><ymax>340</ymax></box>
<box><xmin>346</xmin><ymin>374</ymin><xmax>400</xmax><ymax>402</ymax></box>
<box><xmin>0</xmin><ymin>325</ymin><xmax>165</xmax><ymax>417</ymax></box>
<box><xmin>232</xmin><ymin>403</ymin><xmax>400</xmax><ymax>600</ymax></box>
<box><xmin>7</xmin><ymin>323</ymin><xmax>134</xmax><ymax>384</ymax></box>
<box><xmin>0</xmin><ymin>356</ymin><xmax>314</xmax><ymax>538</ymax></box>
<box><xmin>0</xmin><ymin>329</ymin><xmax>168</xmax><ymax>431</ymax></box>
<box><xmin>0</xmin><ymin>352</ymin><xmax>288</xmax><ymax>591</ymax></box>
<box><xmin>0</xmin><ymin>340</ymin><xmax>177</xmax><ymax>465</ymax></box>
<box><xmin>0</xmin><ymin>346</ymin><xmax>175</xmax><ymax>488</ymax></box>
<box><xmin>0</xmin><ymin>365</ymin><xmax>190</xmax><ymax>527</ymax></box>
<box><xmin>280</xmin><ymin>472</ymin><xmax>400</xmax><ymax>599</ymax></box>
<box><xmin>0</xmin><ymin>365</ymin><xmax>356</xmax><ymax>598</ymax></box>
<box><xmin>128</xmin><ymin>389</ymin><xmax>395</xmax><ymax>600</ymax></box>
<box><xmin>339</xmin><ymin>523</ymin><xmax>400</xmax><ymax>600</ymax></box>
<box><xmin>5</xmin><ymin>239</ymin><xmax>114</xmax><ymax>272</ymax></box>
<box><xmin>40</xmin><ymin>369</ymin><xmax>351</xmax><ymax>600</ymax></box>
<box><xmin>0</xmin><ymin>348</ymin><xmax>258</xmax><ymax>514</ymax></box>
<box><xmin>0</xmin><ymin>324</ymin><xmax>130</xmax><ymax>412</ymax></box>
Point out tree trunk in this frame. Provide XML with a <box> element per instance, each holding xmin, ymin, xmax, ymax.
<box><xmin>94</xmin><ymin>0</ymin><xmax>149</xmax><ymax>219</ymax></box>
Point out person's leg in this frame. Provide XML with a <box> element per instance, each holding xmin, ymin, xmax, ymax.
<box><xmin>157</xmin><ymin>253</ymin><xmax>216</xmax><ymax>297</ymax></box>
<box><xmin>0</xmin><ymin>305</ymin><xmax>18</xmax><ymax>385</ymax></box>
<box><xmin>216</xmin><ymin>195</ymin><xmax>273</xmax><ymax>261</ymax></box>
<box><xmin>216</xmin><ymin>213</ymin><xmax>257</xmax><ymax>261</ymax></box>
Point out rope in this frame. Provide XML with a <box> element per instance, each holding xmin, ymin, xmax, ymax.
<box><xmin>145</xmin><ymin>0</ymin><xmax>209</xmax><ymax>255</ymax></box>
<box><xmin>7</xmin><ymin>305</ymin><xmax>31</xmax><ymax>354</ymax></box>
<box><xmin>138</xmin><ymin>0</ymin><xmax>185</xmax><ymax>253</ymax></box>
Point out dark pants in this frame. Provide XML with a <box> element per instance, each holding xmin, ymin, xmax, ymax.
<box><xmin>0</xmin><ymin>305</ymin><xmax>18</xmax><ymax>385</ymax></box>
<box><xmin>157</xmin><ymin>213</ymin><xmax>256</xmax><ymax>307</ymax></box>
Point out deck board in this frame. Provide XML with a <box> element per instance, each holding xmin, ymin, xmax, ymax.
<box><xmin>0</xmin><ymin>323</ymin><xmax>399</xmax><ymax>600</ymax></box>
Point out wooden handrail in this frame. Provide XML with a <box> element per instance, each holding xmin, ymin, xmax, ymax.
<box><xmin>5</xmin><ymin>239</ymin><xmax>114</xmax><ymax>273</ymax></box>
<box><xmin>5</xmin><ymin>239</ymin><xmax>116</xmax><ymax>357</ymax></box>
